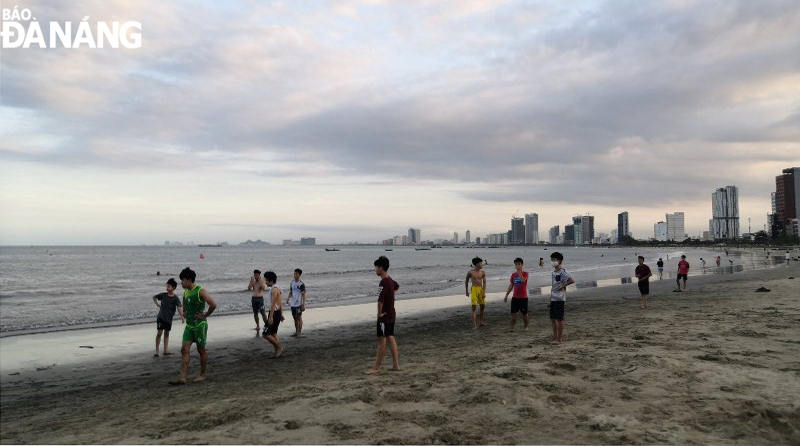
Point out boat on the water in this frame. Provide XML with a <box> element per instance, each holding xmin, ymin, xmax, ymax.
<box><xmin>325</xmin><ymin>248</ymin><xmax>340</xmax><ymax>252</ymax></box>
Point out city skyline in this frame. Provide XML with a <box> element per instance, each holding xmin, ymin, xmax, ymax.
<box><xmin>2</xmin><ymin>1</ymin><xmax>799</xmax><ymax>245</ymax></box>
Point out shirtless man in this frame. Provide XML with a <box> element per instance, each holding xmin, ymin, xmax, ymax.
<box><xmin>248</xmin><ymin>269</ymin><xmax>267</xmax><ymax>331</ymax></box>
<box><xmin>465</xmin><ymin>256</ymin><xmax>487</xmax><ymax>330</ymax></box>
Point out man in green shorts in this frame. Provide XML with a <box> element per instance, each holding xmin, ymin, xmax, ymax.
<box><xmin>172</xmin><ymin>267</ymin><xmax>217</xmax><ymax>384</ymax></box>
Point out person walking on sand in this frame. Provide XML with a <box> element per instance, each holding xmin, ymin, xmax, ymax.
<box><xmin>674</xmin><ymin>255</ymin><xmax>690</xmax><ymax>292</ymax></box>
<box><xmin>287</xmin><ymin>268</ymin><xmax>307</xmax><ymax>337</ymax></box>
<box><xmin>700</xmin><ymin>258</ymin><xmax>706</xmax><ymax>269</ymax></box>
<box><xmin>549</xmin><ymin>252</ymin><xmax>574</xmax><ymax>344</ymax></box>
<box><xmin>248</xmin><ymin>269</ymin><xmax>267</xmax><ymax>331</ymax></box>
<box><xmin>656</xmin><ymin>258</ymin><xmax>664</xmax><ymax>280</ymax></box>
<box><xmin>367</xmin><ymin>256</ymin><xmax>400</xmax><ymax>374</ymax></box>
<box><xmin>465</xmin><ymin>257</ymin><xmax>487</xmax><ymax>330</ymax></box>
<box><xmin>504</xmin><ymin>258</ymin><xmax>529</xmax><ymax>332</ymax></box>
<box><xmin>152</xmin><ymin>278</ymin><xmax>184</xmax><ymax>357</ymax></box>
<box><xmin>716</xmin><ymin>255</ymin><xmax>721</xmax><ymax>267</ymax></box>
<box><xmin>262</xmin><ymin>271</ymin><xmax>286</xmax><ymax>358</ymax></box>
<box><xmin>786</xmin><ymin>251</ymin><xmax>791</xmax><ymax>265</ymax></box>
<box><xmin>635</xmin><ymin>256</ymin><xmax>652</xmax><ymax>309</ymax></box>
<box><xmin>539</xmin><ymin>258</ymin><xmax>545</xmax><ymax>268</ymax></box>
<box><xmin>172</xmin><ymin>267</ymin><xmax>217</xmax><ymax>385</ymax></box>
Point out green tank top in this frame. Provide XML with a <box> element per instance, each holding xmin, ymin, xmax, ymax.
<box><xmin>183</xmin><ymin>285</ymin><xmax>206</xmax><ymax>328</ymax></box>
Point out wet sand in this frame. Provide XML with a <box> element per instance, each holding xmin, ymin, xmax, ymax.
<box><xmin>2</xmin><ymin>263</ymin><xmax>799</xmax><ymax>444</ymax></box>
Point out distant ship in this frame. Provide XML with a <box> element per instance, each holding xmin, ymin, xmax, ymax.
<box><xmin>325</xmin><ymin>248</ymin><xmax>340</xmax><ymax>252</ymax></box>
<box><xmin>198</xmin><ymin>243</ymin><xmax>222</xmax><ymax>247</ymax></box>
<box><xmin>385</xmin><ymin>248</ymin><xmax>393</xmax><ymax>251</ymax></box>
<box><xmin>415</xmin><ymin>247</ymin><xmax>431</xmax><ymax>251</ymax></box>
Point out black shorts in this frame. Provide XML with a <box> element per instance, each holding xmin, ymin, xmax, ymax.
<box><xmin>638</xmin><ymin>280</ymin><xmax>650</xmax><ymax>295</ymax></box>
<box><xmin>677</xmin><ymin>274</ymin><xmax>688</xmax><ymax>281</ymax></box>
<box><xmin>291</xmin><ymin>306</ymin><xmax>303</xmax><ymax>319</ymax></box>
<box><xmin>510</xmin><ymin>298</ymin><xmax>529</xmax><ymax>314</ymax></box>
<box><xmin>263</xmin><ymin>310</ymin><xmax>282</xmax><ymax>336</ymax></box>
<box><xmin>252</xmin><ymin>297</ymin><xmax>266</xmax><ymax>316</ymax></box>
<box><xmin>156</xmin><ymin>317</ymin><xmax>172</xmax><ymax>332</ymax></box>
<box><xmin>549</xmin><ymin>301</ymin><xmax>565</xmax><ymax>321</ymax></box>
<box><xmin>377</xmin><ymin>321</ymin><xmax>395</xmax><ymax>338</ymax></box>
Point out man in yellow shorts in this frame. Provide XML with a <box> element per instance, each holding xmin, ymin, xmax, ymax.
<box><xmin>465</xmin><ymin>256</ymin><xmax>487</xmax><ymax>330</ymax></box>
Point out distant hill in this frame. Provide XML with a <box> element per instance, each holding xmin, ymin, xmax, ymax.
<box><xmin>239</xmin><ymin>239</ymin><xmax>271</xmax><ymax>247</ymax></box>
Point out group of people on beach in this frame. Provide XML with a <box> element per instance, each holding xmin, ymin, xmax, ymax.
<box><xmin>150</xmin><ymin>248</ymin><xmax>786</xmax><ymax>383</ymax></box>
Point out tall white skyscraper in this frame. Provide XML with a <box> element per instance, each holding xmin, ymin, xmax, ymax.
<box><xmin>711</xmin><ymin>186</ymin><xmax>739</xmax><ymax>240</ymax></box>
<box><xmin>666</xmin><ymin>212</ymin><xmax>685</xmax><ymax>241</ymax></box>
<box><xmin>654</xmin><ymin>221</ymin><xmax>668</xmax><ymax>241</ymax></box>
<box><xmin>408</xmin><ymin>228</ymin><xmax>421</xmax><ymax>244</ymax></box>
<box><xmin>453</xmin><ymin>232</ymin><xmax>459</xmax><ymax>244</ymax></box>
<box><xmin>524</xmin><ymin>213</ymin><xmax>539</xmax><ymax>244</ymax></box>
<box><xmin>465</xmin><ymin>230</ymin><xmax>471</xmax><ymax>244</ymax></box>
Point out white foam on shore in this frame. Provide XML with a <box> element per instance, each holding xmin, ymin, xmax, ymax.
<box><xmin>0</xmin><ymin>291</ymin><xmax>511</xmax><ymax>374</ymax></box>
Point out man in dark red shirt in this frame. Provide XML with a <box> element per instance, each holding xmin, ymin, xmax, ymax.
<box><xmin>635</xmin><ymin>256</ymin><xmax>652</xmax><ymax>309</ymax></box>
<box><xmin>675</xmin><ymin>255</ymin><xmax>690</xmax><ymax>292</ymax></box>
<box><xmin>367</xmin><ymin>256</ymin><xmax>400</xmax><ymax>374</ymax></box>
<box><xmin>503</xmin><ymin>257</ymin><xmax>529</xmax><ymax>331</ymax></box>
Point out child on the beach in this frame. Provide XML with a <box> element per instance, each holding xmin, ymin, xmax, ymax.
<box><xmin>262</xmin><ymin>271</ymin><xmax>285</xmax><ymax>358</ymax></box>
<box><xmin>287</xmin><ymin>268</ymin><xmax>307</xmax><ymax>337</ymax></box>
<box><xmin>503</xmin><ymin>258</ymin><xmax>529</xmax><ymax>331</ymax></box>
<box><xmin>465</xmin><ymin>256</ymin><xmax>487</xmax><ymax>330</ymax></box>
<box><xmin>152</xmin><ymin>278</ymin><xmax>184</xmax><ymax>356</ymax></box>
<box><xmin>635</xmin><ymin>256</ymin><xmax>652</xmax><ymax>309</ymax></box>
<box><xmin>549</xmin><ymin>252</ymin><xmax>574</xmax><ymax>344</ymax></box>
<box><xmin>656</xmin><ymin>258</ymin><xmax>664</xmax><ymax>280</ymax></box>
<box><xmin>367</xmin><ymin>256</ymin><xmax>400</xmax><ymax>374</ymax></box>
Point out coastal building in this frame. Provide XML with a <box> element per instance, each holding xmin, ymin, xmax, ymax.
<box><xmin>300</xmin><ymin>237</ymin><xmax>316</xmax><ymax>246</ymax></box>
<box><xmin>617</xmin><ymin>212</ymin><xmax>630</xmax><ymax>243</ymax></box>
<box><xmin>556</xmin><ymin>234</ymin><xmax>564</xmax><ymax>244</ymax></box>
<box><xmin>393</xmin><ymin>235</ymin><xmax>403</xmax><ymax>246</ymax></box>
<box><xmin>666</xmin><ymin>212</ymin><xmax>685</xmax><ymax>241</ymax></box>
<box><xmin>524</xmin><ymin>213</ymin><xmax>539</xmax><ymax>244</ymax></box>
<box><xmin>564</xmin><ymin>224</ymin><xmax>575</xmax><ymax>245</ymax></box>
<box><xmin>402</xmin><ymin>235</ymin><xmax>408</xmax><ymax>245</ymax></box>
<box><xmin>548</xmin><ymin>225</ymin><xmax>560</xmax><ymax>244</ymax></box>
<box><xmin>453</xmin><ymin>232</ymin><xmax>459</xmax><ymax>244</ymax></box>
<box><xmin>511</xmin><ymin>217</ymin><xmax>525</xmax><ymax>244</ymax></box>
<box><xmin>475</xmin><ymin>236</ymin><xmax>481</xmax><ymax>245</ymax></box>
<box><xmin>775</xmin><ymin>167</ymin><xmax>800</xmax><ymax>235</ymax></box>
<box><xmin>702</xmin><ymin>230</ymin><xmax>712</xmax><ymax>241</ymax></box>
<box><xmin>282</xmin><ymin>239</ymin><xmax>293</xmax><ymax>246</ymax></box>
<box><xmin>465</xmin><ymin>230</ymin><xmax>471</xmax><ymax>244</ymax></box>
<box><xmin>610</xmin><ymin>229</ymin><xmax>618</xmax><ymax>244</ymax></box>
<box><xmin>654</xmin><ymin>221</ymin><xmax>668</xmax><ymax>241</ymax></box>
<box><xmin>407</xmin><ymin>228</ymin><xmax>421</xmax><ymax>245</ymax></box>
<box><xmin>572</xmin><ymin>215</ymin><xmax>594</xmax><ymax>245</ymax></box>
<box><xmin>711</xmin><ymin>186</ymin><xmax>740</xmax><ymax>240</ymax></box>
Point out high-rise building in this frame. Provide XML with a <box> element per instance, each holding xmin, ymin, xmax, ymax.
<box><xmin>775</xmin><ymin>167</ymin><xmax>799</xmax><ymax>235</ymax></box>
<box><xmin>453</xmin><ymin>232</ymin><xmax>459</xmax><ymax>244</ymax></box>
<box><xmin>524</xmin><ymin>213</ymin><xmax>539</xmax><ymax>244</ymax></box>
<box><xmin>617</xmin><ymin>212</ymin><xmax>630</xmax><ymax>243</ymax></box>
<box><xmin>564</xmin><ymin>224</ymin><xmax>575</xmax><ymax>245</ymax></box>
<box><xmin>393</xmin><ymin>235</ymin><xmax>403</xmax><ymax>246</ymax></box>
<box><xmin>465</xmin><ymin>230</ymin><xmax>471</xmax><ymax>244</ymax></box>
<box><xmin>300</xmin><ymin>237</ymin><xmax>316</xmax><ymax>246</ymax></box>
<box><xmin>510</xmin><ymin>218</ymin><xmax>525</xmax><ymax>244</ymax></box>
<box><xmin>711</xmin><ymin>186</ymin><xmax>740</xmax><ymax>240</ymax></box>
<box><xmin>408</xmin><ymin>228</ymin><xmax>421</xmax><ymax>245</ymax></box>
<box><xmin>548</xmin><ymin>225</ymin><xmax>560</xmax><ymax>244</ymax></box>
<box><xmin>666</xmin><ymin>212</ymin><xmax>685</xmax><ymax>241</ymax></box>
<box><xmin>572</xmin><ymin>215</ymin><xmax>594</xmax><ymax>245</ymax></box>
<box><xmin>654</xmin><ymin>221</ymin><xmax>668</xmax><ymax>241</ymax></box>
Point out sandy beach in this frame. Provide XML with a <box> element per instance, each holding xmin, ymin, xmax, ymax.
<box><xmin>2</xmin><ymin>263</ymin><xmax>799</xmax><ymax>444</ymax></box>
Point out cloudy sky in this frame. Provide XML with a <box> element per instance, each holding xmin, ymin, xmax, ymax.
<box><xmin>1</xmin><ymin>0</ymin><xmax>798</xmax><ymax>245</ymax></box>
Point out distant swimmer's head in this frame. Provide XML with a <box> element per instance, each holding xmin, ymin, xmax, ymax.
<box><xmin>166</xmin><ymin>278</ymin><xmax>177</xmax><ymax>292</ymax></box>
<box><xmin>638</xmin><ymin>256</ymin><xmax>645</xmax><ymax>264</ymax></box>
<box><xmin>294</xmin><ymin>268</ymin><xmax>303</xmax><ymax>280</ymax></box>
<box><xmin>179</xmin><ymin>267</ymin><xmax>196</xmax><ymax>288</ymax></box>
<box><xmin>264</xmin><ymin>271</ymin><xmax>277</xmax><ymax>285</ymax></box>
<box><xmin>550</xmin><ymin>252</ymin><xmax>563</xmax><ymax>267</ymax></box>
<box><xmin>374</xmin><ymin>256</ymin><xmax>390</xmax><ymax>275</ymax></box>
<box><xmin>472</xmin><ymin>256</ymin><xmax>483</xmax><ymax>268</ymax></box>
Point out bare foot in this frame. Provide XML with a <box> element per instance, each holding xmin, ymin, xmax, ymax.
<box><xmin>523</xmin><ymin>327</ymin><xmax>529</xmax><ymax>331</ymax></box>
<box><xmin>480</xmin><ymin>323</ymin><xmax>487</xmax><ymax>327</ymax></box>
<box><xmin>366</xmin><ymin>368</ymin><xmax>381</xmax><ymax>375</ymax></box>
<box><xmin>273</xmin><ymin>347</ymin><xmax>284</xmax><ymax>358</ymax></box>
<box><xmin>290</xmin><ymin>333</ymin><xmax>298</xmax><ymax>337</ymax></box>
<box><xmin>163</xmin><ymin>352</ymin><xmax>173</xmax><ymax>356</ymax></box>
<box><xmin>473</xmin><ymin>326</ymin><xmax>479</xmax><ymax>331</ymax></box>
<box><xmin>390</xmin><ymin>367</ymin><xmax>401</xmax><ymax>372</ymax></box>
<box><xmin>153</xmin><ymin>353</ymin><xmax>159</xmax><ymax>357</ymax></box>
<box><xmin>192</xmin><ymin>375</ymin><xmax>206</xmax><ymax>383</ymax></box>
